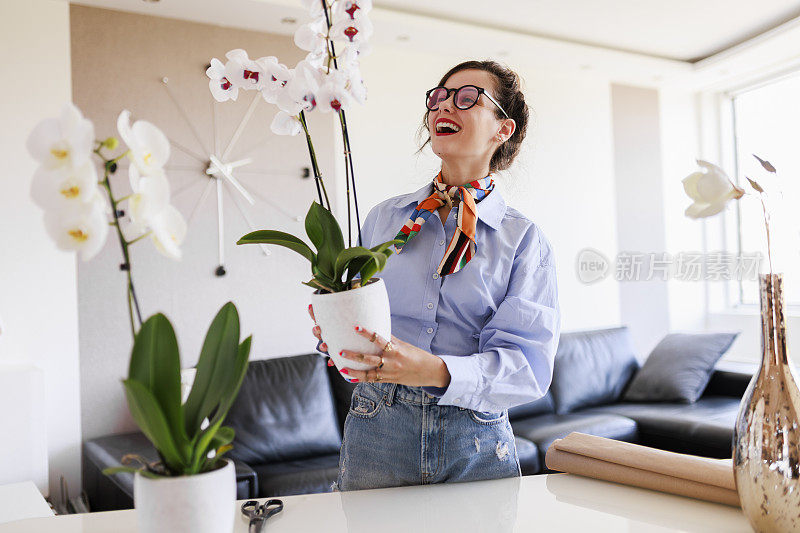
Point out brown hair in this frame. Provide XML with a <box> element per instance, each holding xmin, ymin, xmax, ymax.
<box><xmin>415</xmin><ymin>60</ymin><xmax>529</xmax><ymax>173</ymax></box>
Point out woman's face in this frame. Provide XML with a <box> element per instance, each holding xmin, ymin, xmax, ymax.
<box><xmin>426</xmin><ymin>69</ymin><xmax>509</xmax><ymax>169</ymax></box>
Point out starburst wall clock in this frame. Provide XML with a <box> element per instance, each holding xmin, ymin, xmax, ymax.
<box><xmin>156</xmin><ymin>71</ymin><xmax>307</xmax><ymax>277</ymax></box>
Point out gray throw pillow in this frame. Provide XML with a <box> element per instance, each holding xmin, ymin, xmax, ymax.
<box><xmin>550</xmin><ymin>326</ymin><xmax>640</xmax><ymax>415</ymax></box>
<box><xmin>622</xmin><ymin>332</ymin><xmax>740</xmax><ymax>403</ymax></box>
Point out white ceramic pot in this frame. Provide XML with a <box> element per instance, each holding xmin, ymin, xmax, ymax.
<box><xmin>310</xmin><ymin>277</ymin><xmax>391</xmax><ymax>374</ymax></box>
<box><xmin>134</xmin><ymin>458</ymin><xmax>235</xmax><ymax>533</ymax></box>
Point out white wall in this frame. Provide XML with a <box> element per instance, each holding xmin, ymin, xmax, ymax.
<box><xmin>0</xmin><ymin>0</ymin><xmax>80</xmax><ymax>498</ymax></box>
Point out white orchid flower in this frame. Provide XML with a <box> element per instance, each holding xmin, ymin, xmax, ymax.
<box><xmin>345</xmin><ymin>66</ymin><xmax>368</xmax><ymax>105</ymax></box>
<box><xmin>333</xmin><ymin>0</ymin><xmax>373</xmax><ymax>21</ymax></box>
<box><xmin>26</xmin><ymin>102</ymin><xmax>94</xmax><ymax>171</ymax></box>
<box><xmin>225</xmin><ymin>49</ymin><xmax>265</xmax><ymax>91</ymax></box>
<box><xmin>300</xmin><ymin>0</ymin><xmax>326</xmax><ymax>18</ymax></box>
<box><xmin>270</xmin><ymin>111</ymin><xmax>303</xmax><ymax>136</ymax></box>
<box><xmin>149</xmin><ymin>205</ymin><xmax>187</xmax><ymax>260</ymax></box>
<box><xmin>206</xmin><ymin>58</ymin><xmax>238</xmax><ymax>102</ymax></box>
<box><xmin>43</xmin><ymin>195</ymin><xmax>109</xmax><ymax>261</ymax></box>
<box><xmin>682</xmin><ymin>160</ymin><xmax>745</xmax><ymax>219</ymax></box>
<box><xmin>31</xmin><ymin>161</ymin><xmax>100</xmax><ymax>210</ymax></box>
<box><xmin>294</xmin><ymin>18</ymin><xmax>328</xmax><ymax>54</ymax></box>
<box><xmin>317</xmin><ymin>71</ymin><xmax>354</xmax><ymax>113</ymax></box>
<box><xmin>331</xmin><ymin>16</ymin><xmax>373</xmax><ymax>44</ymax></box>
<box><xmin>117</xmin><ymin>110</ymin><xmax>171</xmax><ymax>179</ymax></box>
<box><xmin>128</xmin><ymin>172</ymin><xmax>170</xmax><ymax>233</ymax></box>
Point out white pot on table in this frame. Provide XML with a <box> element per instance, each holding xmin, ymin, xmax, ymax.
<box><xmin>134</xmin><ymin>458</ymin><xmax>235</xmax><ymax>533</ymax></box>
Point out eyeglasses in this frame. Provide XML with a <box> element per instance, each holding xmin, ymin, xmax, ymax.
<box><xmin>425</xmin><ymin>85</ymin><xmax>509</xmax><ymax>118</ymax></box>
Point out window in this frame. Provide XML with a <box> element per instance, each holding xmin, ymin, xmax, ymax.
<box><xmin>729</xmin><ymin>71</ymin><xmax>800</xmax><ymax>307</ymax></box>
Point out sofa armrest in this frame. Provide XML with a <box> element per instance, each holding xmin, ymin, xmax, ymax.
<box><xmin>704</xmin><ymin>367</ymin><xmax>755</xmax><ymax>398</ymax></box>
<box><xmin>233</xmin><ymin>458</ymin><xmax>258</xmax><ymax>499</ymax></box>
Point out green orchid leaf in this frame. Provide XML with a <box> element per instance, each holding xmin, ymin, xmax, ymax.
<box><xmin>305</xmin><ymin>202</ymin><xmax>344</xmax><ymax>279</ymax></box>
<box><xmin>128</xmin><ymin>313</ymin><xmax>187</xmax><ymax>447</ymax></box>
<box><xmin>237</xmin><ymin>230</ymin><xmax>315</xmax><ymax>263</ymax></box>
<box><xmin>184</xmin><ymin>303</ymin><xmax>240</xmax><ymax>438</ymax></box>
<box><xmin>123</xmin><ymin>379</ymin><xmax>186</xmax><ymax>470</ymax></box>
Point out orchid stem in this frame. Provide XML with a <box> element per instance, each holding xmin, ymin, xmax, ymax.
<box><xmin>96</xmin><ymin>151</ymin><xmax>144</xmax><ymax>339</ymax></box>
<box><xmin>298</xmin><ymin>111</ymin><xmax>331</xmax><ymax>211</ymax></box>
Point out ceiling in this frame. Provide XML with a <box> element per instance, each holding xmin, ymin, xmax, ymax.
<box><xmin>70</xmin><ymin>0</ymin><xmax>800</xmax><ymax>63</ymax></box>
<box><xmin>375</xmin><ymin>0</ymin><xmax>800</xmax><ymax>62</ymax></box>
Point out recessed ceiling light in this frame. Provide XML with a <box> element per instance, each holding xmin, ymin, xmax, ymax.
<box><xmin>580</xmin><ymin>64</ymin><xmax>592</xmax><ymax>70</ymax></box>
<box><xmin>397</xmin><ymin>34</ymin><xmax>410</xmax><ymax>42</ymax></box>
<box><xmin>497</xmin><ymin>50</ymin><xmax>509</xmax><ymax>57</ymax></box>
<box><xmin>142</xmin><ymin>0</ymin><xmax>160</xmax><ymax>3</ymax></box>
<box><xmin>281</xmin><ymin>17</ymin><xmax>297</xmax><ymax>24</ymax></box>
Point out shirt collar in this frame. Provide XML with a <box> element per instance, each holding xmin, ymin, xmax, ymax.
<box><xmin>394</xmin><ymin>181</ymin><xmax>506</xmax><ymax>231</ymax></box>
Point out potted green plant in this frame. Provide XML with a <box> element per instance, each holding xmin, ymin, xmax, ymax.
<box><xmin>103</xmin><ymin>303</ymin><xmax>251</xmax><ymax>533</ymax></box>
<box><xmin>238</xmin><ymin>201</ymin><xmax>401</xmax><ymax>375</ymax></box>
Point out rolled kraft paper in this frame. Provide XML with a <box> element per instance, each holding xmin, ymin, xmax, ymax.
<box><xmin>552</xmin><ymin>432</ymin><xmax>736</xmax><ymax>489</ymax></box>
<box><xmin>545</xmin><ymin>447</ymin><xmax>740</xmax><ymax>507</ymax></box>
<box><xmin>544</xmin><ymin>433</ymin><xmax>739</xmax><ymax>508</ymax></box>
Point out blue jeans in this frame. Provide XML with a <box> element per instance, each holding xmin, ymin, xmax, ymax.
<box><xmin>335</xmin><ymin>381</ymin><xmax>521</xmax><ymax>491</ymax></box>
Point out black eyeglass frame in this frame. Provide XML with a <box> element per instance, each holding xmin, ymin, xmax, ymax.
<box><xmin>425</xmin><ymin>84</ymin><xmax>510</xmax><ymax>119</ymax></box>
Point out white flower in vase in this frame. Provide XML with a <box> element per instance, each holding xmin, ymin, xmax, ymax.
<box><xmin>149</xmin><ymin>205</ymin><xmax>187</xmax><ymax>260</ymax></box>
<box><xmin>330</xmin><ymin>16</ymin><xmax>373</xmax><ymax>44</ymax></box>
<box><xmin>300</xmin><ymin>0</ymin><xmax>326</xmax><ymax>18</ymax></box>
<box><xmin>224</xmin><ymin>49</ymin><xmax>266</xmax><ymax>91</ymax></box>
<box><xmin>316</xmin><ymin>70</ymin><xmax>354</xmax><ymax>113</ymax></box>
<box><xmin>206</xmin><ymin>58</ymin><xmax>239</xmax><ymax>102</ymax></box>
<box><xmin>117</xmin><ymin>110</ymin><xmax>171</xmax><ymax>179</ymax></box>
<box><xmin>30</xmin><ymin>161</ymin><xmax>100</xmax><ymax>210</ymax></box>
<box><xmin>128</xmin><ymin>172</ymin><xmax>170</xmax><ymax>233</ymax></box>
<box><xmin>294</xmin><ymin>18</ymin><xmax>328</xmax><ymax>54</ymax></box>
<box><xmin>270</xmin><ymin>111</ymin><xmax>303</xmax><ymax>136</ymax></box>
<box><xmin>43</xmin><ymin>195</ymin><xmax>110</xmax><ymax>261</ymax></box>
<box><xmin>333</xmin><ymin>0</ymin><xmax>373</xmax><ymax>21</ymax></box>
<box><xmin>26</xmin><ymin>102</ymin><xmax>94</xmax><ymax>171</ymax></box>
<box><xmin>682</xmin><ymin>159</ymin><xmax>745</xmax><ymax>218</ymax></box>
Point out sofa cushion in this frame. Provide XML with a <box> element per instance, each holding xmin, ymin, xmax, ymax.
<box><xmin>582</xmin><ymin>396</ymin><xmax>742</xmax><ymax>458</ymax></box>
<box><xmin>511</xmin><ymin>412</ymin><xmax>638</xmax><ymax>462</ymax></box>
<box><xmin>622</xmin><ymin>332</ymin><xmax>739</xmax><ymax>403</ymax></box>
<box><xmin>252</xmin><ymin>453</ymin><xmax>340</xmax><ymax>497</ymax></box>
<box><xmin>549</xmin><ymin>326</ymin><xmax>639</xmax><ymax>414</ymax></box>
<box><xmin>226</xmin><ymin>354</ymin><xmax>342</xmax><ymax>464</ymax></box>
<box><xmin>508</xmin><ymin>390</ymin><xmax>555</xmax><ymax>420</ymax></box>
<box><xmin>513</xmin><ymin>436</ymin><xmax>541</xmax><ymax>475</ymax></box>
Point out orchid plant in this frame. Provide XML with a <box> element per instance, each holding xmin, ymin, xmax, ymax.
<box><xmin>207</xmin><ymin>0</ymin><xmax>372</xmax><ymax>251</ymax></box>
<box><xmin>26</xmin><ymin>103</ymin><xmax>187</xmax><ymax>339</ymax></box>
<box><xmin>682</xmin><ymin>155</ymin><xmax>779</xmax><ymax>274</ymax></box>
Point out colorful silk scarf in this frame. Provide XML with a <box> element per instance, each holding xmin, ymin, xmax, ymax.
<box><xmin>394</xmin><ymin>171</ymin><xmax>495</xmax><ymax>276</ymax></box>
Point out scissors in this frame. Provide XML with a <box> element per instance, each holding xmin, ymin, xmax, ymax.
<box><xmin>241</xmin><ymin>499</ymin><xmax>284</xmax><ymax>532</ymax></box>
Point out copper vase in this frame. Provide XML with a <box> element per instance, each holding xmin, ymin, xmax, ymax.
<box><xmin>733</xmin><ymin>273</ymin><xmax>800</xmax><ymax>531</ymax></box>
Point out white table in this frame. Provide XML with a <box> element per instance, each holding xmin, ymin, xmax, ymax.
<box><xmin>0</xmin><ymin>481</ymin><xmax>53</xmax><ymax>525</ymax></box>
<box><xmin>0</xmin><ymin>473</ymin><xmax>751</xmax><ymax>532</ymax></box>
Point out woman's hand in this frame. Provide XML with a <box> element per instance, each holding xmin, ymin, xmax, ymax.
<box><xmin>339</xmin><ymin>325</ymin><xmax>451</xmax><ymax>388</ymax></box>
<box><xmin>308</xmin><ymin>304</ymin><xmax>334</xmax><ymax>367</ymax></box>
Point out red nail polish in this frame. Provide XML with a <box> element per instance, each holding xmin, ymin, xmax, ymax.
<box><xmin>308</xmin><ymin>304</ymin><xmax>312</xmax><ymax>310</ymax></box>
<box><xmin>354</xmin><ymin>325</ymin><xmax>362</xmax><ymax>332</ymax></box>
<box><xmin>351</xmin><ymin>379</ymin><xmax>359</xmax><ymax>383</ymax></box>
<box><xmin>339</xmin><ymin>350</ymin><xmax>344</xmax><ymax>356</ymax></box>
<box><xmin>327</xmin><ymin>359</ymin><xmax>333</xmax><ymax>367</ymax></box>
<box><xmin>341</xmin><ymin>368</ymin><xmax>349</xmax><ymax>375</ymax></box>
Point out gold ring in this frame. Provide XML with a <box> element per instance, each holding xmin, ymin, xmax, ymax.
<box><xmin>370</xmin><ymin>332</ymin><xmax>378</xmax><ymax>342</ymax></box>
<box><xmin>378</xmin><ymin>356</ymin><xmax>384</xmax><ymax>369</ymax></box>
<box><xmin>376</xmin><ymin>371</ymin><xmax>382</xmax><ymax>382</ymax></box>
<box><xmin>382</xmin><ymin>340</ymin><xmax>394</xmax><ymax>354</ymax></box>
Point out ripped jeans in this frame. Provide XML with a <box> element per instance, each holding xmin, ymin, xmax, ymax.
<box><xmin>335</xmin><ymin>381</ymin><xmax>521</xmax><ymax>491</ymax></box>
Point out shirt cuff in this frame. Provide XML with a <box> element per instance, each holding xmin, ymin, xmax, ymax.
<box><xmin>422</xmin><ymin>354</ymin><xmax>479</xmax><ymax>407</ymax></box>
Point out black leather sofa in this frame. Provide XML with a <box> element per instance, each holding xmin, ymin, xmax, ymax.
<box><xmin>83</xmin><ymin>326</ymin><xmax>754</xmax><ymax>511</ymax></box>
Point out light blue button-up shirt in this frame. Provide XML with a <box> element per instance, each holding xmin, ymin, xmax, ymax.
<box><xmin>358</xmin><ymin>181</ymin><xmax>561</xmax><ymax>413</ymax></box>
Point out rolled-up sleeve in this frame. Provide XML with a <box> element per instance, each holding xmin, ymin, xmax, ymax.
<box><xmin>423</xmin><ymin>225</ymin><xmax>561</xmax><ymax>412</ymax></box>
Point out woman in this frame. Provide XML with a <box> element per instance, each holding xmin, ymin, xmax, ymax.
<box><xmin>309</xmin><ymin>60</ymin><xmax>561</xmax><ymax>491</ymax></box>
